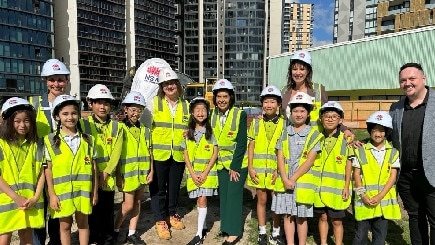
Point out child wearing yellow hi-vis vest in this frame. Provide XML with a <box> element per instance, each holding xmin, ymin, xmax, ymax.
<box><xmin>182</xmin><ymin>97</ymin><xmax>218</xmax><ymax>245</ymax></box>
<box><xmin>272</xmin><ymin>92</ymin><xmax>323</xmax><ymax>245</ymax></box>
<box><xmin>114</xmin><ymin>91</ymin><xmax>153</xmax><ymax>244</ymax></box>
<box><xmin>0</xmin><ymin>97</ymin><xmax>45</xmax><ymax>244</ymax></box>
<box><xmin>80</xmin><ymin>84</ymin><xmax>124</xmax><ymax>245</ymax></box>
<box><xmin>314</xmin><ymin>101</ymin><xmax>353</xmax><ymax>245</ymax></box>
<box><xmin>44</xmin><ymin>95</ymin><xmax>98</xmax><ymax>245</ymax></box>
<box><xmin>247</xmin><ymin>86</ymin><xmax>285</xmax><ymax>245</ymax></box>
<box><xmin>352</xmin><ymin>111</ymin><xmax>401</xmax><ymax>245</ymax></box>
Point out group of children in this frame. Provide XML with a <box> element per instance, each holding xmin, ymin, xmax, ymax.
<box><xmin>247</xmin><ymin>86</ymin><xmax>401</xmax><ymax>245</ymax></box>
<box><xmin>0</xmin><ymin>82</ymin><xmax>401</xmax><ymax>245</ymax></box>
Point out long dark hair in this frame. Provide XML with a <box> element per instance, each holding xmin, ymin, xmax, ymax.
<box><xmin>187</xmin><ymin>101</ymin><xmax>213</xmax><ymax>141</ymax></box>
<box><xmin>52</xmin><ymin>101</ymin><xmax>90</xmax><ymax>148</ymax></box>
<box><xmin>286</xmin><ymin>60</ymin><xmax>313</xmax><ymax>90</ymax></box>
<box><xmin>0</xmin><ymin>109</ymin><xmax>38</xmax><ymax>143</ymax></box>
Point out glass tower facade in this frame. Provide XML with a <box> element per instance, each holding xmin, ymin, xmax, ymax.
<box><xmin>0</xmin><ymin>0</ymin><xmax>54</xmax><ymax>96</ymax></box>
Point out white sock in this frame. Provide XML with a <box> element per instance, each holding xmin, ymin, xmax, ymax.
<box><xmin>259</xmin><ymin>225</ymin><xmax>267</xmax><ymax>234</ymax></box>
<box><xmin>196</xmin><ymin>207</ymin><xmax>207</xmax><ymax>238</ymax></box>
<box><xmin>272</xmin><ymin>226</ymin><xmax>280</xmax><ymax>237</ymax></box>
<box><xmin>128</xmin><ymin>230</ymin><xmax>136</xmax><ymax>236</ymax></box>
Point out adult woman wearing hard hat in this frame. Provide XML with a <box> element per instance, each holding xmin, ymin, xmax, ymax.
<box><xmin>30</xmin><ymin>58</ymin><xmax>70</xmax><ymax>245</ymax></box>
<box><xmin>282</xmin><ymin>50</ymin><xmax>353</xmax><ymax>138</ymax></box>
<box><xmin>148</xmin><ymin>67</ymin><xmax>190</xmax><ymax>240</ymax></box>
<box><xmin>210</xmin><ymin>79</ymin><xmax>247</xmax><ymax>245</ymax></box>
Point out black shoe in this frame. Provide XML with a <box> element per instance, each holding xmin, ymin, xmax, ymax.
<box><xmin>217</xmin><ymin>231</ymin><xmax>228</xmax><ymax>237</ymax></box>
<box><xmin>104</xmin><ymin>233</ymin><xmax>117</xmax><ymax>245</ymax></box>
<box><xmin>202</xmin><ymin>229</ymin><xmax>209</xmax><ymax>238</ymax></box>
<box><xmin>222</xmin><ymin>236</ymin><xmax>241</xmax><ymax>245</ymax></box>
<box><xmin>187</xmin><ymin>235</ymin><xmax>203</xmax><ymax>245</ymax></box>
<box><xmin>111</xmin><ymin>232</ymin><xmax>119</xmax><ymax>245</ymax></box>
<box><xmin>268</xmin><ymin>235</ymin><xmax>284</xmax><ymax>245</ymax></box>
<box><xmin>125</xmin><ymin>233</ymin><xmax>145</xmax><ymax>245</ymax></box>
<box><xmin>257</xmin><ymin>234</ymin><xmax>267</xmax><ymax>245</ymax></box>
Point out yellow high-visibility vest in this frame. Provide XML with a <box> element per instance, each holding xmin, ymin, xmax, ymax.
<box><xmin>45</xmin><ymin>133</ymin><xmax>95</xmax><ymax>218</ymax></box>
<box><xmin>185</xmin><ymin>136</ymin><xmax>218</xmax><ymax>192</ymax></box>
<box><xmin>29</xmin><ymin>95</ymin><xmax>53</xmax><ymax>137</ymax></box>
<box><xmin>152</xmin><ymin>96</ymin><xmax>189</xmax><ymax>162</ymax></box>
<box><xmin>353</xmin><ymin>143</ymin><xmax>401</xmax><ymax>221</ymax></box>
<box><xmin>119</xmin><ymin>123</ymin><xmax>151</xmax><ymax>192</ymax></box>
<box><xmin>0</xmin><ymin>139</ymin><xmax>45</xmax><ymax>234</ymax></box>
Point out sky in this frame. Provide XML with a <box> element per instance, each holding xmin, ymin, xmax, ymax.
<box><xmin>294</xmin><ymin>0</ymin><xmax>335</xmax><ymax>47</ymax></box>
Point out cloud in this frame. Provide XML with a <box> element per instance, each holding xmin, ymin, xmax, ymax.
<box><xmin>312</xmin><ymin>37</ymin><xmax>333</xmax><ymax>47</ymax></box>
<box><xmin>313</xmin><ymin>1</ymin><xmax>335</xmax><ymax>34</ymax></box>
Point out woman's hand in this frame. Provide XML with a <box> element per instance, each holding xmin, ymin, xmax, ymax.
<box><xmin>229</xmin><ymin>169</ymin><xmax>240</xmax><ymax>182</ymax></box>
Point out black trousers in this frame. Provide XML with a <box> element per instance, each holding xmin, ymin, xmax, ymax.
<box><xmin>352</xmin><ymin>217</ymin><xmax>388</xmax><ymax>245</ymax></box>
<box><xmin>149</xmin><ymin>156</ymin><xmax>185</xmax><ymax>222</ymax></box>
<box><xmin>397</xmin><ymin>170</ymin><xmax>435</xmax><ymax>245</ymax></box>
<box><xmin>89</xmin><ymin>189</ymin><xmax>115</xmax><ymax>244</ymax></box>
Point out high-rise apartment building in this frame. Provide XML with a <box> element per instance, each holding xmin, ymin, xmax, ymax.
<box><xmin>283</xmin><ymin>1</ymin><xmax>314</xmax><ymax>52</ymax></box>
<box><xmin>334</xmin><ymin>0</ymin><xmax>435</xmax><ymax>43</ymax></box>
<box><xmin>56</xmin><ymin>0</ymin><xmax>177</xmax><ymax>103</ymax></box>
<box><xmin>180</xmin><ymin>0</ymin><xmax>265</xmax><ymax>104</ymax></box>
<box><xmin>0</xmin><ymin>1</ymin><xmax>54</xmax><ymax>97</ymax></box>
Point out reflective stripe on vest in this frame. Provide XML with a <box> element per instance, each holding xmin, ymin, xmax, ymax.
<box><xmin>247</xmin><ymin>118</ymin><xmax>285</xmax><ymax>190</ymax></box>
<box><xmin>120</xmin><ymin>124</ymin><xmax>151</xmax><ymax>192</ymax></box>
<box><xmin>152</xmin><ymin>97</ymin><xmax>189</xmax><ymax>162</ymax></box>
<box><xmin>310</xmin><ymin>83</ymin><xmax>322</xmax><ymax>131</ymax></box>
<box><xmin>211</xmin><ymin>108</ymin><xmax>242</xmax><ymax>170</ymax></box>
<box><xmin>316</xmin><ymin>133</ymin><xmax>351</xmax><ymax>209</ymax></box>
<box><xmin>45</xmin><ymin>133</ymin><xmax>94</xmax><ymax>217</ymax></box>
<box><xmin>353</xmin><ymin>144</ymin><xmax>401</xmax><ymax>221</ymax></box>
<box><xmin>185</xmin><ymin>136</ymin><xmax>218</xmax><ymax>191</ymax></box>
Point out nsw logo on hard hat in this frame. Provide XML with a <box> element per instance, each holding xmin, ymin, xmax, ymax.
<box><xmin>133</xmin><ymin>95</ymin><xmax>141</xmax><ymax>101</ymax></box>
<box><xmin>219</xmin><ymin>80</ymin><xmax>226</xmax><ymax>86</ymax></box>
<box><xmin>268</xmin><ymin>87</ymin><xmax>273</xmax><ymax>92</ymax></box>
<box><xmin>61</xmin><ymin>95</ymin><xmax>69</xmax><ymax>100</ymax></box>
<box><xmin>52</xmin><ymin>64</ymin><xmax>60</xmax><ymax>70</ymax></box>
<box><xmin>9</xmin><ymin>99</ymin><xmax>17</xmax><ymax>105</ymax></box>
<box><xmin>296</xmin><ymin>94</ymin><xmax>303</xmax><ymax>100</ymax></box>
<box><xmin>327</xmin><ymin>102</ymin><xmax>335</xmax><ymax>106</ymax></box>
<box><xmin>100</xmin><ymin>88</ymin><xmax>108</xmax><ymax>94</ymax></box>
<box><xmin>375</xmin><ymin>114</ymin><xmax>383</xmax><ymax>121</ymax></box>
<box><xmin>299</xmin><ymin>52</ymin><xmax>305</xmax><ymax>58</ymax></box>
<box><xmin>166</xmin><ymin>72</ymin><xmax>172</xmax><ymax>77</ymax></box>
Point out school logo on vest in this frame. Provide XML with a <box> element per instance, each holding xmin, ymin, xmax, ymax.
<box><xmin>227</xmin><ymin>131</ymin><xmax>234</xmax><ymax>139</ymax></box>
<box><xmin>84</xmin><ymin>156</ymin><xmax>91</xmax><ymax>165</ymax></box>
<box><xmin>336</xmin><ymin>155</ymin><xmax>343</xmax><ymax>164</ymax></box>
<box><xmin>204</xmin><ymin>144</ymin><xmax>211</xmax><ymax>151</ymax></box>
<box><xmin>106</xmin><ymin>137</ymin><xmax>112</xmax><ymax>145</ymax></box>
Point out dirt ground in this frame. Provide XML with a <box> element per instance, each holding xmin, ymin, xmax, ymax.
<box><xmin>11</xmin><ymin>187</ymin><xmax>257</xmax><ymax>245</ymax></box>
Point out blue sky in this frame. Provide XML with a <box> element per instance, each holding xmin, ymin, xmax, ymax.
<box><xmin>295</xmin><ymin>0</ymin><xmax>335</xmax><ymax>46</ymax></box>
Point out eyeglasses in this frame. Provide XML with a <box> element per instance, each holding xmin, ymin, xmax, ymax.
<box><xmin>127</xmin><ymin>107</ymin><xmax>143</xmax><ymax>115</ymax></box>
<box><xmin>322</xmin><ymin>115</ymin><xmax>341</xmax><ymax>120</ymax></box>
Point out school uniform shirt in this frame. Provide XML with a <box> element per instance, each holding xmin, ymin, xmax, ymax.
<box><xmin>44</xmin><ymin>132</ymin><xmax>98</xmax><ymax>161</ymax></box>
<box><xmin>352</xmin><ymin>142</ymin><xmax>401</xmax><ymax>169</ymax></box>
<box><xmin>271</xmin><ymin>125</ymin><xmax>320</xmax><ymax>216</ymax></box>
<box><xmin>181</xmin><ymin>127</ymin><xmax>218</xmax><ymax>198</ymax></box>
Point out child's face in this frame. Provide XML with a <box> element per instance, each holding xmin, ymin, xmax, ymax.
<box><xmin>321</xmin><ymin>111</ymin><xmax>343</xmax><ymax>131</ymax></box>
<box><xmin>192</xmin><ymin>103</ymin><xmax>208</xmax><ymax>124</ymax></box>
<box><xmin>13</xmin><ymin>111</ymin><xmax>31</xmax><ymax>137</ymax></box>
<box><xmin>124</xmin><ymin>105</ymin><xmax>143</xmax><ymax>123</ymax></box>
<box><xmin>55</xmin><ymin>105</ymin><xmax>79</xmax><ymax>131</ymax></box>
<box><xmin>262</xmin><ymin>97</ymin><xmax>279</xmax><ymax>117</ymax></box>
<box><xmin>89</xmin><ymin>99</ymin><xmax>111</xmax><ymax>119</ymax></box>
<box><xmin>370</xmin><ymin>124</ymin><xmax>386</xmax><ymax>145</ymax></box>
<box><xmin>291</xmin><ymin>105</ymin><xmax>308</xmax><ymax>126</ymax></box>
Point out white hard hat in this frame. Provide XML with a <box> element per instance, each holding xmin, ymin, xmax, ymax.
<box><xmin>190</xmin><ymin>96</ymin><xmax>210</xmax><ymax>112</ymax></box>
<box><xmin>291</xmin><ymin>50</ymin><xmax>312</xmax><ymax>65</ymax></box>
<box><xmin>260</xmin><ymin>85</ymin><xmax>282</xmax><ymax>99</ymax></box>
<box><xmin>41</xmin><ymin>59</ymin><xmax>70</xmax><ymax>77</ymax></box>
<box><xmin>289</xmin><ymin>92</ymin><xmax>313</xmax><ymax>105</ymax></box>
<box><xmin>212</xmin><ymin>79</ymin><xmax>234</xmax><ymax>92</ymax></box>
<box><xmin>52</xmin><ymin>95</ymin><xmax>80</xmax><ymax>117</ymax></box>
<box><xmin>122</xmin><ymin>91</ymin><xmax>146</xmax><ymax>107</ymax></box>
<box><xmin>87</xmin><ymin>84</ymin><xmax>114</xmax><ymax>100</ymax></box>
<box><xmin>320</xmin><ymin>101</ymin><xmax>344</xmax><ymax>117</ymax></box>
<box><xmin>1</xmin><ymin>97</ymin><xmax>34</xmax><ymax>119</ymax></box>
<box><xmin>158</xmin><ymin>67</ymin><xmax>178</xmax><ymax>84</ymax></box>
<box><xmin>366</xmin><ymin>111</ymin><xmax>392</xmax><ymax>129</ymax></box>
